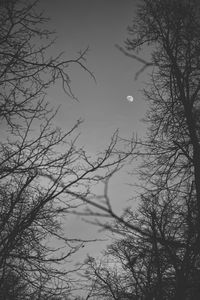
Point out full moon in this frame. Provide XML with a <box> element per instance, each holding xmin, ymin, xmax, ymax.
<box><xmin>126</xmin><ymin>95</ymin><xmax>134</xmax><ymax>102</ymax></box>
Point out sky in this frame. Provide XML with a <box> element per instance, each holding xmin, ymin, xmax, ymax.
<box><xmin>40</xmin><ymin>0</ymin><xmax>149</xmax><ymax>260</ymax></box>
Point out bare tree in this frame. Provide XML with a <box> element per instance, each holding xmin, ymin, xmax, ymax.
<box><xmin>0</xmin><ymin>0</ymin><xmax>134</xmax><ymax>298</ymax></box>
<box><xmin>125</xmin><ymin>1</ymin><xmax>200</xmax><ymax>298</ymax></box>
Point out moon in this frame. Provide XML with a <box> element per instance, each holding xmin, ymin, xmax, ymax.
<box><xmin>126</xmin><ymin>95</ymin><xmax>134</xmax><ymax>102</ymax></box>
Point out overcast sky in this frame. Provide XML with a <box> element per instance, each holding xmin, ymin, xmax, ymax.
<box><xmin>40</xmin><ymin>0</ymin><xmax>149</xmax><ymax>260</ymax></box>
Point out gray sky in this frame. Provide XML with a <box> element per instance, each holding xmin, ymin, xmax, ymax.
<box><xmin>40</xmin><ymin>0</ymin><xmax>148</xmax><ymax>259</ymax></box>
